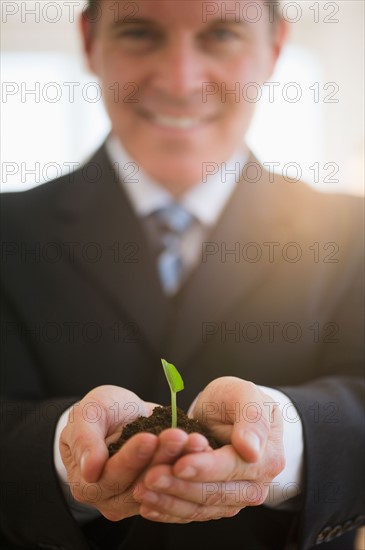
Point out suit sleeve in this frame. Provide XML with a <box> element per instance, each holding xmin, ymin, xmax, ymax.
<box><xmin>281</xmin><ymin>376</ymin><xmax>364</xmax><ymax>549</ymax></box>
<box><xmin>0</xmin><ymin>297</ymin><xmax>93</xmax><ymax>548</ymax></box>
<box><xmin>0</xmin><ymin>292</ymin><xmax>141</xmax><ymax>550</ymax></box>
<box><xmin>279</xmin><ymin>235</ymin><xmax>365</xmax><ymax>549</ymax></box>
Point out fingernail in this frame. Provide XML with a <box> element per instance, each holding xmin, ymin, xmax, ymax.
<box><xmin>245</xmin><ymin>432</ymin><xmax>261</xmax><ymax>454</ymax></box>
<box><xmin>178</xmin><ymin>466</ymin><xmax>196</xmax><ymax>479</ymax></box>
<box><xmin>152</xmin><ymin>475</ymin><xmax>171</xmax><ymax>489</ymax></box>
<box><xmin>166</xmin><ymin>442</ymin><xmax>182</xmax><ymax>456</ymax></box>
<box><xmin>80</xmin><ymin>450</ymin><xmax>89</xmax><ymax>474</ymax></box>
<box><xmin>137</xmin><ymin>443</ymin><xmax>155</xmax><ymax>459</ymax></box>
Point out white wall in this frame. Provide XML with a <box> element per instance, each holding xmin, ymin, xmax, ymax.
<box><xmin>1</xmin><ymin>0</ymin><xmax>364</xmax><ymax>195</ymax></box>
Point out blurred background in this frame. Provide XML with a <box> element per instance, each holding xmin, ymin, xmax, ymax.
<box><xmin>1</xmin><ymin>0</ymin><xmax>364</xmax><ymax>195</ymax></box>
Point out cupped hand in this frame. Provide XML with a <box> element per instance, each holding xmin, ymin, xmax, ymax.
<box><xmin>59</xmin><ymin>385</ymin><xmax>211</xmax><ymax>521</ymax></box>
<box><xmin>135</xmin><ymin>377</ymin><xmax>285</xmax><ymax>523</ymax></box>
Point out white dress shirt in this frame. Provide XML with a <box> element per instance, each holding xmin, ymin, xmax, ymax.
<box><xmin>54</xmin><ymin>135</ymin><xmax>303</xmax><ymax>522</ymax></box>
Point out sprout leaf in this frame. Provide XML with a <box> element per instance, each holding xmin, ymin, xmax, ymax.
<box><xmin>161</xmin><ymin>358</ymin><xmax>184</xmax><ymax>428</ymax></box>
<box><xmin>161</xmin><ymin>358</ymin><xmax>184</xmax><ymax>393</ymax></box>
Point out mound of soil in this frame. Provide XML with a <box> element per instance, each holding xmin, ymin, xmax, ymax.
<box><xmin>108</xmin><ymin>405</ymin><xmax>221</xmax><ymax>456</ymax></box>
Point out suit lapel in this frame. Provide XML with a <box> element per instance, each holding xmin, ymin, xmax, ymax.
<box><xmin>54</xmin><ymin>145</ymin><xmax>170</xmax><ymax>357</ymax></box>
<box><xmin>164</xmin><ymin>155</ymin><xmax>290</xmax><ymax>368</ymax></box>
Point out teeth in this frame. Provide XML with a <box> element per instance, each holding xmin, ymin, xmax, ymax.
<box><xmin>153</xmin><ymin>115</ymin><xmax>200</xmax><ymax>129</ymax></box>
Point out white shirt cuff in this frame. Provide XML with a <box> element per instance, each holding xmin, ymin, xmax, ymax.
<box><xmin>258</xmin><ymin>386</ymin><xmax>304</xmax><ymax>508</ymax></box>
<box><xmin>54</xmin><ymin>407</ymin><xmax>70</xmax><ymax>483</ymax></box>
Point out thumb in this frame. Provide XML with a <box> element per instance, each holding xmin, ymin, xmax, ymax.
<box><xmin>78</xmin><ymin>436</ymin><xmax>109</xmax><ymax>483</ymax></box>
<box><xmin>232</xmin><ymin>427</ymin><xmax>264</xmax><ymax>463</ymax></box>
<box><xmin>68</xmin><ymin>386</ymin><xmax>151</xmax><ymax>482</ymax></box>
<box><xmin>231</xmin><ymin>401</ymin><xmax>270</xmax><ymax>463</ymax></box>
<box><xmin>191</xmin><ymin>377</ymin><xmax>271</xmax><ymax>461</ymax></box>
<box><xmin>61</xmin><ymin>400</ymin><xmax>110</xmax><ymax>484</ymax></box>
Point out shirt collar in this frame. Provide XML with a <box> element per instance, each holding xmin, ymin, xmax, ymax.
<box><xmin>105</xmin><ymin>134</ymin><xmax>248</xmax><ymax>227</ymax></box>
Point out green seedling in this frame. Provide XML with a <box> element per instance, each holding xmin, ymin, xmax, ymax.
<box><xmin>161</xmin><ymin>358</ymin><xmax>184</xmax><ymax>428</ymax></box>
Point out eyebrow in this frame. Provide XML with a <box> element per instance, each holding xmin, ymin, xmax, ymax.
<box><xmin>208</xmin><ymin>19</ymin><xmax>250</xmax><ymax>27</ymax></box>
<box><xmin>108</xmin><ymin>16</ymin><xmax>250</xmax><ymax>32</ymax></box>
<box><xmin>108</xmin><ymin>17</ymin><xmax>155</xmax><ymax>30</ymax></box>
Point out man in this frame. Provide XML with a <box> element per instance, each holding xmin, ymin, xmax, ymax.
<box><xmin>1</xmin><ymin>1</ymin><xmax>363</xmax><ymax>549</ymax></box>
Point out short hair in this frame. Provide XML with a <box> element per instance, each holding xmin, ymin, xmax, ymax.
<box><xmin>86</xmin><ymin>0</ymin><xmax>281</xmax><ymax>18</ymax></box>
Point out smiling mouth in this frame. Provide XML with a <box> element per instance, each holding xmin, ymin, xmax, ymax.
<box><xmin>139</xmin><ymin>109</ymin><xmax>214</xmax><ymax>130</ymax></box>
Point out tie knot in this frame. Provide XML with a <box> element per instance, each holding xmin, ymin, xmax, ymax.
<box><xmin>154</xmin><ymin>203</ymin><xmax>193</xmax><ymax>234</ymax></box>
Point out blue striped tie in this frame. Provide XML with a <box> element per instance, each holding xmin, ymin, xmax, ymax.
<box><xmin>151</xmin><ymin>203</ymin><xmax>194</xmax><ymax>295</ymax></box>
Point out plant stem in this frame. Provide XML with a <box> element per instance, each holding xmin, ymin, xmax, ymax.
<box><xmin>171</xmin><ymin>391</ymin><xmax>177</xmax><ymax>428</ymax></box>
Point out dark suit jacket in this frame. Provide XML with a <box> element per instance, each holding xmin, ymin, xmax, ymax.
<box><xmin>1</xmin><ymin>144</ymin><xmax>364</xmax><ymax>550</ymax></box>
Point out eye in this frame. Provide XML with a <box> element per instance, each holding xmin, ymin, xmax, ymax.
<box><xmin>207</xmin><ymin>27</ymin><xmax>239</xmax><ymax>41</ymax></box>
<box><xmin>119</xmin><ymin>27</ymin><xmax>155</xmax><ymax>40</ymax></box>
<box><xmin>114</xmin><ymin>25</ymin><xmax>163</xmax><ymax>51</ymax></box>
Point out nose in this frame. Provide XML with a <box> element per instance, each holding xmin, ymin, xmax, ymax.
<box><xmin>152</xmin><ymin>34</ymin><xmax>205</xmax><ymax>100</ymax></box>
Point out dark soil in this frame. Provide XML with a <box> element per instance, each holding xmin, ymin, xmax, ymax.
<box><xmin>108</xmin><ymin>405</ymin><xmax>221</xmax><ymax>456</ymax></box>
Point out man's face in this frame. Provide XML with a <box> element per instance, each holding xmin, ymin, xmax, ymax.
<box><xmin>82</xmin><ymin>0</ymin><xmax>286</xmax><ymax>194</ymax></box>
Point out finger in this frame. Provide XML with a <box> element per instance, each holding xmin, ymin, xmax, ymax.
<box><xmin>231</xmin><ymin>423</ymin><xmax>268</xmax><ymax>464</ymax></box>
<box><xmin>70</xmin><ymin>434</ymin><xmax>158</xmax><ymax>519</ymax></box>
<box><xmin>62</xmin><ymin>390</ymin><xmax>149</xmax><ymax>483</ymax></box>
<box><xmin>102</xmin><ymin>432</ymin><xmax>158</xmax><ymax>493</ymax></box>
<box><xmin>139</xmin><ymin>509</ymin><xmax>192</xmax><ymax>524</ymax></box>
<box><xmin>149</xmin><ymin>430</ymin><xmax>210</xmax><ymax>466</ymax></box>
<box><xmin>141</xmin><ymin>465</ymin><xmax>251</xmax><ymax>506</ymax></box>
<box><xmin>173</xmin><ymin>446</ymin><xmax>247</xmax><ymax>482</ymax></box>
<box><xmin>60</xmin><ymin>410</ymin><xmax>109</xmax><ymax>484</ymax></box>
<box><xmin>139</xmin><ymin>494</ymin><xmax>241</xmax><ymax>523</ymax></box>
<box><xmin>234</xmin><ymin>394</ymin><xmax>285</xmax><ymax>464</ymax></box>
<box><xmin>79</xmin><ymin>444</ymin><xmax>110</xmax><ymax>484</ymax></box>
<box><xmin>102</xmin><ymin>431</ymin><xmax>206</xmax><ymax>505</ymax></box>
<box><xmin>149</xmin><ymin>429</ymin><xmax>189</xmax><ymax>465</ymax></box>
<box><xmin>193</xmin><ymin>377</ymin><xmax>273</xmax><ymax>463</ymax></box>
<box><xmin>181</xmin><ymin>432</ymin><xmax>211</xmax><ymax>454</ymax></box>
